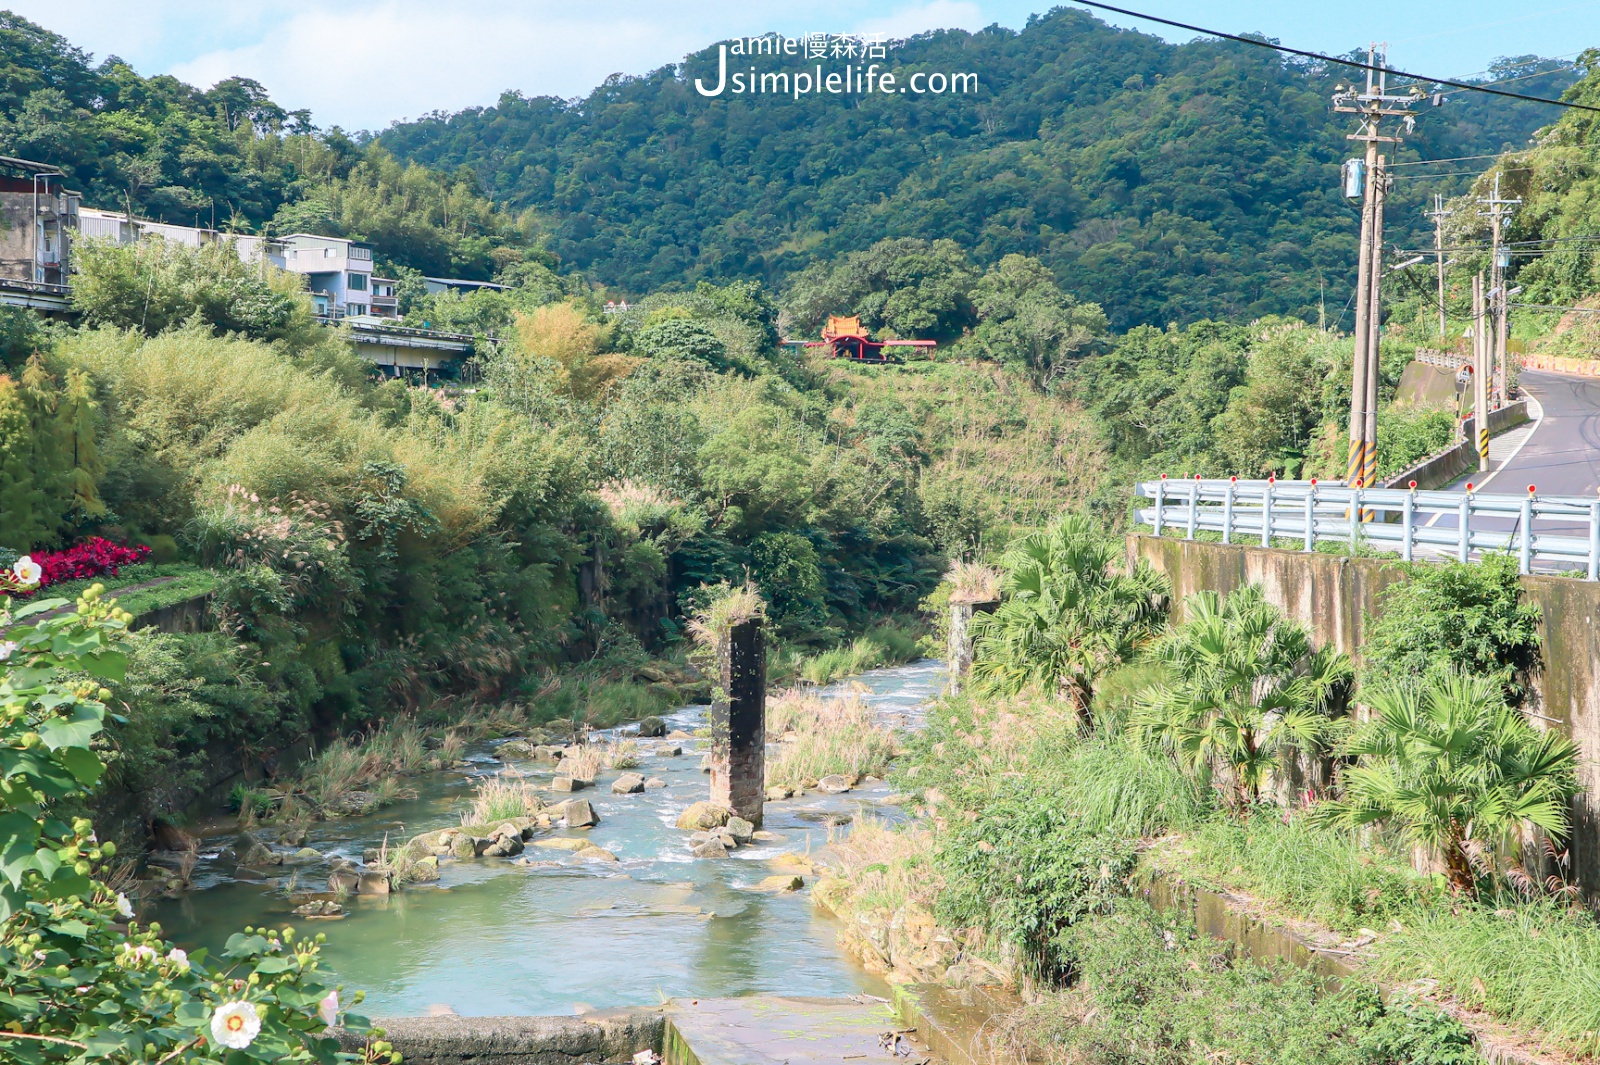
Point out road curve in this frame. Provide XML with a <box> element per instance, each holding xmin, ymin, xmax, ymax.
<box><xmin>1486</xmin><ymin>370</ymin><xmax>1600</xmax><ymax>498</ymax></box>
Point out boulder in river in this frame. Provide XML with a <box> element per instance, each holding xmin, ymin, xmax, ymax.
<box><xmin>653</xmin><ymin>745</ymin><xmax>683</xmax><ymax>757</ymax></box>
<box><xmin>765</xmin><ymin>785</ymin><xmax>794</xmax><ymax>801</ymax></box>
<box><xmin>552</xmin><ymin>776</ymin><xmax>585</xmax><ymax>792</ymax></box>
<box><xmin>532</xmin><ymin>837</ymin><xmax>591</xmax><ymax>852</ymax></box>
<box><xmin>576</xmin><ymin>845</ymin><xmax>619</xmax><ymax>862</ymax></box>
<box><xmin>562</xmin><ymin>799</ymin><xmax>600</xmax><ymax>829</ymax></box>
<box><xmin>666</xmin><ymin>729</ymin><xmax>693</xmax><ymax>740</ymax></box>
<box><xmin>450</xmin><ymin>833</ymin><xmax>477</xmax><ymax>860</ymax></box>
<box><xmin>644</xmin><ymin>777</ymin><xmax>668</xmax><ymax>789</ymax></box>
<box><xmin>691</xmin><ymin>837</ymin><xmax>729</xmax><ymax>859</ymax></box>
<box><xmin>816</xmin><ymin>775</ymin><xmax>852</xmax><ymax>794</ymax></box>
<box><xmin>357</xmin><ymin>870</ymin><xmax>392</xmax><ymax>895</ymax></box>
<box><xmin>724</xmin><ymin>817</ymin><xmax>755</xmax><ymax>845</ymax></box>
<box><xmin>283</xmin><ymin>847</ymin><xmax>324</xmax><ymax>866</ymax></box>
<box><xmin>753</xmin><ymin>874</ymin><xmax>805</xmax><ymax>893</ymax></box>
<box><xmin>611</xmin><ymin>772</ymin><xmax>646</xmax><ymax>794</ymax></box>
<box><xmin>328</xmin><ymin>869</ymin><xmax>360</xmax><ymax>894</ymax></box>
<box><xmin>636</xmin><ymin>716</ymin><xmax>667</xmax><ymax>738</ymax></box>
<box><xmin>675</xmin><ymin>801</ymin><xmax>732</xmax><ymax>831</ymax></box>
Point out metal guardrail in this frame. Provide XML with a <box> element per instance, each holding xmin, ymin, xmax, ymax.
<box><xmin>1135</xmin><ymin>478</ymin><xmax>1600</xmax><ymax>579</ymax></box>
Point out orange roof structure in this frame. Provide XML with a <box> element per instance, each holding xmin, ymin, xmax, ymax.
<box><xmin>821</xmin><ymin>314</ymin><xmax>870</xmax><ymax>340</ymax></box>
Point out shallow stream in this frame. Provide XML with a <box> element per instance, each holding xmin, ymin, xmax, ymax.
<box><xmin>151</xmin><ymin>659</ymin><xmax>944</xmax><ymax>1017</ymax></box>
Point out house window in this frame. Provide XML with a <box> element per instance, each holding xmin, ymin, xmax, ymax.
<box><xmin>347</xmin><ymin>272</ymin><xmax>368</xmax><ymax>291</ymax></box>
<box><xmin>347</xmin><ymin>304</ymin><xmax>366</xmax><ymax>316</ymax></box>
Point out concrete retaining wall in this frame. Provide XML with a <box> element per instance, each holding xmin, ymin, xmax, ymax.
<box><xmin>340</xmin><ymin>1010</ymin><xmax>666</xmax><ymax>1064</ymax></box>
<box><xmin>1382</xmin><ymin>400</ymin><xmax>1530</xmax><ymax>491</ymax></box>
<box><xmin>1129</xmin><ymin>533</ymin><xmax>1600</xmax><ymax>898</ymax></box>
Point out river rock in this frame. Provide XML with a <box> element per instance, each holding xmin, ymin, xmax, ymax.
<box><xmin>563</xmin><ymin>799</ymin><xmax>600</xmax><ymax>829</ymax></box>
<box><xmin>666</xmin><ymin>729</ymin><xmax>693</xmax><ymax>740</ymax></box>
<box><xmin>653</xmin><ymin>745</ymin><xmax>683</xmax><ymax>757</ymax></box>
<box><xmin>675</xmin><ymin>801</ymin><xmax>732</xmax><ymax>831</ymax></box>
<box><xmin>644</xmin><ymin>777</ymin><xmax>668</xmax><ymax>789</ymax></box>
<box><xmin>293</xmin><ymin>899</ymin><xmax>345</xmax><ymax>917</ymax></box>
<box><xmin>765</xmin><ymin>785</ymin><xmax>794</xmax><ymax>801</ymax></box>
<box><xmin>576</xmin><ymin>845</ymin><xmax>619</xmax><ymax>862</ymax></box>
<box><xmin>233</xmin><ymin>830</ymin><xmax>280</xmax><ymax>867</ymax></box>
<box><xmin>533</xmin><ymin>837</ymin><xmax>591</xmax><ymax>852</ymax></box>
<box><xmin>752</xmin><ymin>830</ymin><xmax>782</xmax><ymax>842</ymax></box>
<box><xmin>768</xmin><ymin>851</ymin><xmax>818</xmax><ymax>874</ymax></box>
<box><xmin>753</xmin><ymin>874</ymin><xmax>805</xmax><ymax>893</ymax></box>
<box><xmin>328</xmin><ymin>869</ymin><xmax>360</xmax><ymax>894</ymax></box>
<box><xmin>498</xmin><ymin>740</ymin><xmax>537</xmax><ymax>758</ymax></box>
<box><xmin>690</xmin><ymin>837</ymin><xmax>729</xmax><ymax>859</ymax></box>
<box><xmin>724</xmin><ymin>817</ymin><xmax>755</xmax><ymax>845</ymax></box>
<box><xmin>450</xmin><ymin>833</ymin><xmax>477</xmax><ymax>860</ymax></box>
<box><xmin>816</xmin><ymin>775</ymin><xmax>852</xmax><ymax>794</ymax></box>
<box><xmin>357</xmin><ymin>870</ymin><xmax>392</xmax><ymax>895</ymax></box>
<box><xmin>699</xmin><ymin>754</ymin><xmax>712</xmax><ymax>773</ymax></box>
<box><xmin>636</xmin><ymin>716</ymin><xmax>667</xmax><ymax>738</ymax></box>
<box><xmin>612</xmin><ymin>773</ymin><xmax>646</xmax><ymax>794</ymax></box>
<box><xmin>283</xmin><ymin>847</ymin><xmax>324</xmax><ymax>865</ymax></box>
<box><xmin>710</xmin><ymin>827</ymin><xmax>739</xmax><ymax>849</ymax></box>
<box><xmin>552</xmin><ymin>776</ymin><xmax>585</xmax><ymax>792</ymax></box>
<box><xmin>411</xmin><ymin>856</ymin><xmax>441</xmax><ymax>882</ymax></box>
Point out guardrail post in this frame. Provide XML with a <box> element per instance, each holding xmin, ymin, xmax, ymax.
<box><xmin>1222</xmin><ymin>479</ymin><xmax>1235</xmax><ymax>544</ymax></box>
<box><xmin>1401</xmin><ymin>487</ymin><xmax>1415</xmax><ymax>563</ymax></box>
<box><xmin>1303</xmin><ymin>485</ymin><xmax>1316</xmax><ymax>552</ymax></box>
<box><xmin>1152</xmin><ymin>477</ymin><xmax>1165</xmax><ymax>536</ymax></box>
<box><xmin>1186</xmin><ymin>478</ymin><xmax>1198</xmax><ymax>540</ymax></box>
<box><xmin>1349</xmin><ymin>488</ymin><xmax>1361</xmax><ymax>550</ymax></box>
<box><xmin>1520</xmin><ymin>490</ymin><xmax>1535</xmax><ymax>575</ymax></box>
<box><xmin>1260</xmin><ymin>479</ymin><xmax>1273</xmax><ymax>548</ymax></box>
<box><xmin>1589</xmin><ymin>497</ymin><xmax>1600</xmax><ymax>581</ymax></box>
<box><xmin>1458</xmin><ymin>493</ymin><xmax>1471</xmax><ymax>563</ymax></box>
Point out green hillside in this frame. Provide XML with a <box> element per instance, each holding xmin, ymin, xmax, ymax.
<box><xmin>377</xmin><ymin>9</ymin><xmax>1574</xmax><ymax>328</ymax></box>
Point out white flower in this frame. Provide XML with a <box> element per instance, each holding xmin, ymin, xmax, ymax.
<box><xmin>0</xmin><ymin>641</ymin><xmax>16</xmax><ymax>662</ymax></box>
<box><xmin>118</xmin><ymin>943</ymin><xmax>156</xmax><ymax>967</ymax></box>
<box><xmin>211</xmin><ymin>1001</ymin><xmax>261</xmax><ymax>1050</ymax></box>
<box><xmin>11</xmin><ymin>557</ymin><xmax>41</xmax><ymax>588</ymax></box>
<box><xmin>317</xmin><ymin>990</ymin><xmax>338</xmax><ymax>1027</ymax></box>
<box><xmin>166</xmin><ymin>947</ymin><xmax>189</xmax><ymax>971</ymax></box>
<box><xmin>114</xmin><ymin>893</ymin><xmax>134</xmax><ymax>919</ymax></box>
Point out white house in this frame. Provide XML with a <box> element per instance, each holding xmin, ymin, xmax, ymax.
<box><xmin>280</xmin><ymin>234</ymin><xmax>377</xmax><ymax>318</ymax></box>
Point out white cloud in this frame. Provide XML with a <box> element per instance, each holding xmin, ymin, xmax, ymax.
<box><xmin>167</xmin><ymin>2</ymin><xmax>709</xmax><ymax>129</ymax></box>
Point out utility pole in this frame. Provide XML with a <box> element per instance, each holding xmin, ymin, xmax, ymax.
<box><xmin>1479</xmin><ymin>173</ymin><xmax>1521</xmax><ymax>406</ymax></box>
<box><xmin>1473</xmin><ymin>272</ymin><xmax>1490</xmax><ymax>472</ymax></box>
<box><xmin>1426</xmin><ymin>193</ymin><xmax>1452</xmax><ymax>339</ymax></box>
<box><xmin>1334</xmin><ymin>45</ymin><xmax>1420</xmax><ymax>487</ymax></box>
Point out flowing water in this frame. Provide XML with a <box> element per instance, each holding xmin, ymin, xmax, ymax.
<box><xmin>150</xmin><ymin>659</ymin><xmax>945</xmax><ymax>1017</ymax></box>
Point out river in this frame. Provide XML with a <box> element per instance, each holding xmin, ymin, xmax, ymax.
<box><xmin>150</xmin><ymin>659</ymin><xmax>945</xmax><ymax>1017</ymax></box>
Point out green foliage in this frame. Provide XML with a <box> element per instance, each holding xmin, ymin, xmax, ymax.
<box><xmin>1374</xmin><ymin>405</ymin><xmax>1457</xmax><ymax>480</ymax></box>
<box><xmin>1321</xmin><ymin>671</ymin><xmax>1579</xmax><ymax>896</ymax></box>
<box><xmin>378</xmin><ymin>13</ymin><xmax>1568</xmax><ymax>328</ymax></box>
<box><xmin>1362</xmin><ymin>554</ymin><xmax>1542</xmax><ymax>702</ymax></box>
<box><xmin>971</xmin><ymin>516</ymin><xmax>1169</xmax><ymax>709</ymax></box>
<box><xmin>1134</xmin><ymin>585</ymin><xmax>1351</xmax><ymax>807</ymax></box>
<box><xmin>781</xmin><ymin>237</ymin><xmax>979</xmax><ymax>342</ymax></box>
<box><xmin>0</xmin><ymin>586</ymin><xmax>386</xmax><ymax>1063</ymax></box>
<box><xmin>71</xmin><ymin>238</ymin><xmax>316</xmax><ymax>341</ymax></box>
<box><xmin>1006</xmin><ymin>903</ymin><xmax>1480</xmax><ymax>1065</ymax></box>
<box><xmin>0</xmin><ymin>358</ymin><xmax>102</xmax><ymax>551</ymax></box>
<box><xmin>0</xmin><ymin>307</ymin><xmax>49</xmax><ymax>371</ymax></box>
<box><xmin>968</xmin><ymin>253</ymin><xmax>1108</xmax><ymax>385</ymax></box>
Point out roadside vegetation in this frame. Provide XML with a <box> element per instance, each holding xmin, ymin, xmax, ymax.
<box><xmin>817</xmin><ymin>518</ymin><xmax>1597</xmax><ymax>1063</ymax></box>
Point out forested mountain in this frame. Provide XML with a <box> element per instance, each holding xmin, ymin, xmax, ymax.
<box><xmin>0</xmin><ymin>12</ymin><xmax>535</xmax><ymax>279</ymax></box>
<box><xmin>379</xmin><ymin>8</ymin><xmax>1575</xmax><ymax>328</ymax></box>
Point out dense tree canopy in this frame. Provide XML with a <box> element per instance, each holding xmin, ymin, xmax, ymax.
<box><xmin>379</xmin><ymin>10</ymin><xmax>1574</xmax><ymax>328</ymax></box>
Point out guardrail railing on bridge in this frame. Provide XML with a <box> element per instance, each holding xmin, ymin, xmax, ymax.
<box><xmin>1135</xmin><ymin>478</ymin><xmax>1600</xmax><ymax>579</ymax></box>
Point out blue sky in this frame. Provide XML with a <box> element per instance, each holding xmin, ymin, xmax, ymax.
<box><xmin>7</xmin><ymin>0</ymin><xmax>1600</xmax><ymax>129</ymax></box>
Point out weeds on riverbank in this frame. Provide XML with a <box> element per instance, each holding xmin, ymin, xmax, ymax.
<box><xmin>766</xmin><ymin>690</ymin><xmax>898</xmax><ymax>789</ymax></box>
<box><xmin>463</xmin><ymin>775</ymin><xmax>544</xmax><ymax>825</ymax></box>
<box><xmin>556</xmin><ymin>745</ymin><xmax>602</xmax><ymax>783</ymax></box>
<box><xmin>788</xmin><ymin>623</ymin><xmax>924</xmax><ymax>686</ymax></box>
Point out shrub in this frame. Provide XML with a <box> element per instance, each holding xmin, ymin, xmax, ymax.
<box><xmin>463</xmin><ymin>775</ymin><xmax>542</xmax><ymax>825</ymax></box>
<box><xmin>28</xmin><ymin>537</ymin><xmax>150</xmax><ymax>589</ymax></box>
<box><xmin>766</xmin><ymin>690</ymin><xmax>899</xmax><ymax>789</ymax></box>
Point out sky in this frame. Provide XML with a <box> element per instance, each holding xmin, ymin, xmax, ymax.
<box><xmin>7</xmin><ymin>0</ymin><xmax>1600</xmax><ymax>130</ymax></box>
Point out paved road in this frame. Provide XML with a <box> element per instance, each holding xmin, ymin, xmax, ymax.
<box><xmin>1459</xmin><ymin>370</ymin><xmax>1600</xmax><ymax>498</ymax></box>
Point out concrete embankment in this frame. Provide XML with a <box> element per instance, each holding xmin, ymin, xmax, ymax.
<box><xmin>1128</xmin><ymin>533</ymin><xmax>1600</xmax><ymax>900</ymax></box>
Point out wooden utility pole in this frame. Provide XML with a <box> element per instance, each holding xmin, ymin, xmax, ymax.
<box><xmin>1334</xmin><ymin>45</ymin><xmax>1419</xmax><ymax>487</ymax></box>
<box><xmin>1426</xmin><ymin>193</ymin><xmax>1452</xmax><ymax>338</ymax></box>
<box><xmin>1479</xmin><ymin>173</ymin><xmax>1521</xmax><ymax>407</ymax></box>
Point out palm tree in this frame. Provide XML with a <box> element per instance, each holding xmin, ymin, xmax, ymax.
<box><xmin>969</xmin><ymin>516</ymin><xmax>1168</xmax><ymax>712</ymax></box>
<box><xmin>1132</xmin><ymin>586</ymin><xmax>1350</xmax><ymax>809</ymax></box>
<box><xmin>1320</xmin><ymin>671</ymin><xmax>1578</xmax><ymax>896</ymax></box>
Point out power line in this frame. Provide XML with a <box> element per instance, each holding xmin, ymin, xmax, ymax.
<box><xmin>1070</xmin><ymin>0</ymin><xmax>1600</xmax><ymax>113</ymax></box>
<box><xmin>1388</xmin><ymin>153</ymin><xmax>1537</xmax><ymax>167</ymax></box>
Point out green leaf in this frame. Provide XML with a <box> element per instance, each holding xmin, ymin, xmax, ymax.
<box><xmin>253</xmin><ymin>955</ymin><xmax>292</xmax><ymax>974</ymax></box>
<box><xmin>38</xmin><ymin>704</ymin><xmax>105</xmax><ymax>751</ymax></box>
<box><xmin>78</xmin><ymin>649</ymin><xmax>127</xmax><ymax>682</ymax></box>
<box><xmin>58</xmin><ymin>745</ymin><xmax>104</xmax><ymax>786</ymax></box>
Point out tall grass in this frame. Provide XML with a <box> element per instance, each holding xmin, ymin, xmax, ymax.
<box><xmin>1371</xmin><ymin>901</ymin><xmax>1600</xmax><ymax>1059</ymax></box>
<box><xmin>793</xmin><ymin>623</ymin><xmax>924</xmax><ymax>686</ymax></box>
<box><xmin>294</xmin><ymin>722</ymin><xmax>432</xmax><ymax>813</ymax></box>
<box><xmin>603</xmin><ymin>739</ymin><xmax>642</xmax><ymax>769</ymax></box>
<box><xmin>555</xmin><ymin>745</ymin><xmax>601</xmax><ymax>783</ymax></box>
<box><xmin>766</xmin><ymin>690</ymin><xmax>899</xmax><ymax>788</ymax></box>
<box><xmin>1061</xmin><ymin>737</ymin><xmax>1206</xmax><ymax>838</ymax></box>
<box><xmin>1157</xmin><ymin>811</ymin><xmax>1440</xmax><ymax>932</ymax></box>
<box><xmin>462</xmin><ymin>775</ymin><xmax>543</xmax><ymax>827</ymax></box>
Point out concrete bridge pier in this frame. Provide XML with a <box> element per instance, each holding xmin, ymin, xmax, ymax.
<box><xmin>709</xmin><ymin>618</ymin><xmax>765</xmax><ymax>826</ymax></box>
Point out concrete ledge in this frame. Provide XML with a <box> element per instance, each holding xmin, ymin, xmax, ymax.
<box><xmin>1383</xmin><ymin>399</ymin><xmax>1530</xmax><ymax>490</ymax></box>
<box><xmin>339</xmin><ymin>1009</ymin><xmax>666</xmax><ymax>1064</ymax></box>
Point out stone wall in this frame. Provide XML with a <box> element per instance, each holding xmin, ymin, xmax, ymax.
<box><xmin>1129</xmin><ymin>533</ymin><xmax>1600</xmax><ymax>897</ymax></box>
<box><xmin>340</xmin><ymin>1010</ymin><xmax>665</xmax><ymax>1064</ymax></box>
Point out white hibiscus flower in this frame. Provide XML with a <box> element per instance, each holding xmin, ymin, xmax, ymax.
<box><xmin>11</xmin><ymin>556</ymin><xmax>41</xmax><ymax>588</ymax></box>
<box><xmin>114</xmin><ymin>893</ymin><xmax>134</xmax><ymax>919</ymax></box>
<box><xmin>211</xmin><ymin>1001</ymin><xmax>262</xmax><ymax>1050</ymax></box>
<box><xmin>166</xmin><ymin>947</ymin><xmax>189</xmax><ymax>971</ymax></box>
<box><xmin>318</xmin><ymin>990</ymin><xmax>339</xmax><ymax>1027</ymax></box>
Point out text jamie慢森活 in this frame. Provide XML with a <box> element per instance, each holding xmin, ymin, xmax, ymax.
<box><xmin>694</xmin><ymin>33</ymin><xmax>978</xmax><ymax>99</ymax></box>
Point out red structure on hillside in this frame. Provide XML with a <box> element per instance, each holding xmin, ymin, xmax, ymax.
<box><xmin>791</xmin><ymin>315</ymin><xmax>937</xmax><ymax>363</ymax></box>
